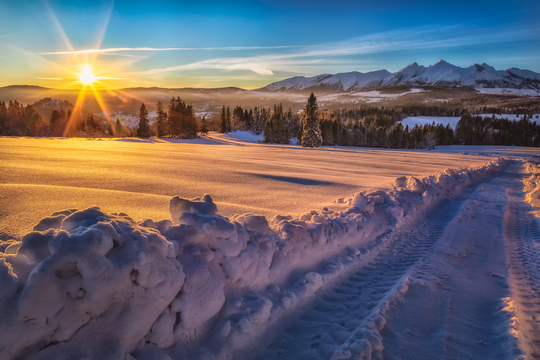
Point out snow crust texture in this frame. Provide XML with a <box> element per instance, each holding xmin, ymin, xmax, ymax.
<box><xmin>0</xmin><ymin>158</ymin><xmax>509</xmax><ymax>359</ymax></box>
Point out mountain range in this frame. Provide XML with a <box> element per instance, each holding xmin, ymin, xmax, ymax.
<box><xmin>260</xmin><ymin>60</ymin><xmax>540</xmax><ymax>92</ymax></box>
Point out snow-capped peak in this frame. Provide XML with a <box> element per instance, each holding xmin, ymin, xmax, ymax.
<box><xmin>399</xmin><ymin>62</ymin><xmax>418</xmax><ymax>72</ymax></box>
<box><xmin>435</xmin><ymin>59</ymin><xmax>450</xmax><ymax>65</ymax></box>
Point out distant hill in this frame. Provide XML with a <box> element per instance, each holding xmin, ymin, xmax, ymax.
<box><xmin>30</xmin><ymin>98</ymin><xmax>75</xmax><ymax>123</ymax></box>
<box><xmin>260</xmin><ymin>60</ymin><xmax>540</xmax><ymax>92</ymax></box>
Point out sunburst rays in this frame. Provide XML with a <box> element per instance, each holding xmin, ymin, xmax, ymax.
<box><xmin>47</xmin><ymin>1</ymin><xmax>120</xmax><ymax>135</ymax></box>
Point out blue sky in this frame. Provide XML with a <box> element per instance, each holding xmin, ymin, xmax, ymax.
<box><xmin>0</xmin><ymin>0</ymin><xmax>538</xmax><ymax>89</ymax></box>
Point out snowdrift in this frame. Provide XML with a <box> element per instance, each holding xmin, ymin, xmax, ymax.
<box><xmin>0</xmin><ymin>158</ymin><xmax>508</xmax><ymax>359</ymax></box>
<box><xmin>524</xmin><ymin>160</ymin><xmax>540</xmax><ymax>210</ymax></box>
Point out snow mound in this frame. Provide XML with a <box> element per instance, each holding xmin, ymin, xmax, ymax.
<box><xmin>524</xmin><ymin>160</ymin><xmax>540</xmax><ymax>209</ymax></box>
<box><xmin>0</xmin><ymin>158</ymin><xmax>509</xmax><ymax>359</ymax></box>
<box><xmin>0</xmin><ymin>208</ymin><xmax>184</xmax><ymax>359</ymax></box>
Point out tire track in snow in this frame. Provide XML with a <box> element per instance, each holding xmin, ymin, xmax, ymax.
<box><xmin>260</xmin><ymin>194</ymin><xmax>469</xmax><ymax>359</ymax></box>
<box><xmin>504</xmin><ymin>176</ymin><xmax>540</xmax><ymax>359</ymax></box>
<box><xmin>380</xmin><ymin>164</ymin><xmax>521</xmax><ymax>360</ymax></box>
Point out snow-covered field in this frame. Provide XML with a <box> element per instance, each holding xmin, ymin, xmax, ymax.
<box><xmin>400</xmin><ymin>116</ymin><xmax>461</xmax><ymax>129</ymax></box>
<box><xmin>317</xmin><ymin>88</ymin><xmax>426</xmax><ymax>105</ymax></box>
<box><xmin>400</xmin><ymin>114</ymin><xmax>540</xmax><ymax>131</ymax></box>
<box><xmin>1</xmin><ymin>133</ymin><xmax>501</xmax><ymax>239</ymax></box>
<box><xmin>1</xmin><ymin>134</ymin><xmax>540</xmax><ymax>359</ymax></box>
<box><xmin>476</xmin><ymin>87</ymin><xmax>540</xmax><ymax>96</ymax></box>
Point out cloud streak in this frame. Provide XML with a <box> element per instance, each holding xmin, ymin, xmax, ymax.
<box><xmin>39</xmin><ymin>45</ymin><xmax>300</xmax><ymax>55</ymax></box>
<box><xmin>140</xmin><ymin>23</ymin><xmax>540</xmax><ymax>76</ymax></box>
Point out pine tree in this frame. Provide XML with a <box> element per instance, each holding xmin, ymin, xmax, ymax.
<box><xmin>0</xmin><ymin>101</ymin><xmax>7</xmax><ymax>135</ymax></box>
<box><xmin>84</xmin><ymin>114</ymin><xmax>101</xmax><ymax>138</ymax></box>
<box><xmin>332</xmin><ymin>116</ymin><xmax>342</xmax><ymax>145</ymax></box>
<box><xmin>166</xmin><ymin>97</ymin><xmax>198</xmax><ymax>138</ymax></box>
<box><xmin>276</xmin><ymin>103</ymin><xmax>289</xmax><ymax>143</ymax></box>
<box><xmin>263</xmin><ymin>115</ymin><xmax>274</xmax><ymax>143</ymax></box>
<box><xmin>156</xmin><ymin>101</ymin><xmax>167</xmax><ymax>138</ymax></box>
<box><xmin>49</xmin><ymin>110</ymin><xmax>62</xmax><ymax>136</ymax></box>
<box><xmin>168</xmin><ymin>97</ymin><xmax>183</xmax><ymax>137</ymax></box>
<box><xmin>168</xmin><ymin>97</ymin><xmax>178</xmax><ymax>136</ymax></box>
<box><xmin>301</xmin><ymin>93</ymin><xmax>322</xmax><ymax>148</ymax></box>
<box><xmin>137</xmin><ymin>103</ymin><xmax>151</xmax><ymax>138</ymax></box>
<box><xmin>266</xmin><ymin>103</ymin><xmax>288</xmax><ymax>144</ymax></box>
<box><xmin>115</xmin><ymin>118</ymin><xmax>123</xmax><ymax>137</ymax></box>
<box><xmin>64</xmin><ymin>109</ymin><xmax>72</xmax><ymax>137</ymax></box>
<box><xmin>25</xmin><ymin>105</ymin><xmax>45</xmax><ymax>136</ymax></box>
<box><xmin>226</xmin><ymin>106</ymin><xmax>232</xmax><ymax>132</ymax></box>
<box><xmin>200</xmin><ymin>116</ymin><xmax>209</xmax><ymax>135</ymax></box>
<box><xmin>183</xmin><ymin>104</ymin><xmax>198</xmax><ymax>138</ymax></box>
<box><xmin>389</xmin><ymin>123</ymin><xmax>403</xmax><ymax>148</ymax></box>
<box><xmin>233</xmin><ymin>106</ymin><xmax>243</xmax><ymax>131</ymax></box>
<box><xmin>219</xmin><ymin>106</ymin><xmax>227</xmax><ymax>133</ymax></box>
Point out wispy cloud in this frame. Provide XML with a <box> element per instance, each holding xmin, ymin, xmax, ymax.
<box><xmin>141</xmin><ymin>23</ymin><xmax>540</xmax><ymax>76</ymax></box>
<box><xmin>143</xmin><ymin>56</ymin><xmax>331</xmax><ymax>76</ymax></box>
<box><xmin>38</xmin><ymin>45</ymin><xmax>300</xmax><ymax>55</ymax></box>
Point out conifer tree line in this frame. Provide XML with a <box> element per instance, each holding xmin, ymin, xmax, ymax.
<box><xmin>264</xmin><ymin>103</ymin><xmax>304</xmax><ymax>144</ymax></box>
<box><xmin>0</xmin><ymin>96</ymin><xmax>202</xmax><ymax>139</ymax></box>
<box><xmin>316</xmin><ymin>108</ymin><xmax>540</xmax><ymax>148</ymax></box>
<box><xmin>0</xmin><ymin>100</ymin><xmax>45</xmax><ymax>136</ymax></box>
<box><xmin>0</xmin><ymin>99</ymin><xmax>117</xmax><ymax>137</ymax></box>
<box><xmin>166</xmin><ymin>97</ymin><xmax>198</xmax><ymax>138</ymax></box>
<box><xmin>216</xmin><ymin>103</ymin><xmax>303</xmax><ymax>144</ymax></box>
<box><xmin>222</xmin><ymin>93</ymin><xmax>540</xmax><ymax>149</ymax></box>
<box><xmin>455</xmin><ymin>114</ymin><xmax>540</xmax><ymax>146</ymax></box>
<box><xmin>138</xmin><ymin>97</ymin><xmax>199</xmax><ymax>139</ymax></box>
<box><xmin>219</xmin><ymin>106</ymin><xmax>232</xmax><ymax>133</ymax></box>
<box><xmin>3</xmin><ymin>93</ymin><xmax>540</xmax><ymax>148</ymax></box>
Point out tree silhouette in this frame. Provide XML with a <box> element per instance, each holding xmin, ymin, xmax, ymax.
<box><xmin>136</xmin><ymin>103</ymin><xmax>151</xmax><ymax>138</ymax></box>
<box><xmin>156</xmin><ymin>101</ymin><xmax>167</xmax><ymax>138</ymax></box>
<box><xmin>219</xmin><ymin>106</ymin><xmax>227</xmax><ymax>133</ymax></box>
<box><xmin>226</xmin><ymin>106</ymin><xmax>232</xmax><ymax>132</ymax></box>
<box><xmin>200</xmin><ymin>116</ymin><xmax>209</xmax><ymax>135</ymax></box>
<box><xmin>301</xmin><ymin>93</ymin><xmax>322</xmax><ymax>148</ymax></box>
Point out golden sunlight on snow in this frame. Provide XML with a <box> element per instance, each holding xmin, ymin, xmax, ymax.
<box><xmin>0</xmin><ymin>136</ymin><xmax>523</xmax><ymax>239</ymax></box>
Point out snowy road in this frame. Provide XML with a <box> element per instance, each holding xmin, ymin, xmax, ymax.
<box><xmin>253</xmin><ymin>162</ymin><xmax>534</xmax><ymax>359</ymax></box>
<box><xmin>262</xmin><ymin>196</ymin><xmax>468</xmax><ymax>359</ymax></box>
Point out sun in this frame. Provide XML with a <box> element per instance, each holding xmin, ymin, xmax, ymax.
<box><xmin>79</xmin><ymin>65</ymin><xmax>97</xmax><ymax>85</ymax></box>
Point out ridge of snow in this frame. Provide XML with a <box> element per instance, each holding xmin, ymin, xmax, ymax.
<box><xmin>524</xmin><ymin>161</ymin><xmax>540</xmax><ymax>209</ymax></box>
